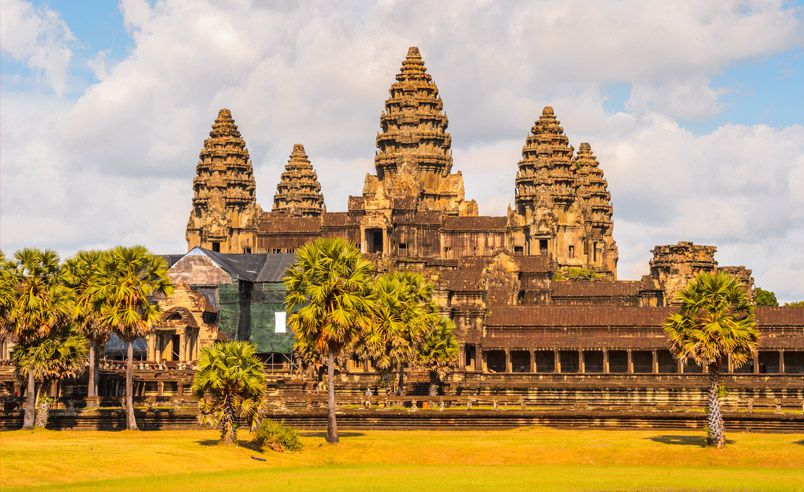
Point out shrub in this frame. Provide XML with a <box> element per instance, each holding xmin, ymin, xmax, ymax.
<box><xmin>253</xmin><ymin>419</ymin><xmax>302</xmax><ymax>452</ymax></box>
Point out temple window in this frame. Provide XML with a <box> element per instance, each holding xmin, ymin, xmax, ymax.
<box><xmin>569</xmin><ymin>245</ymin><xmax>575</xmax><ymax>258</ymax></box>
<box><xmin>514</xmin><ymin>246</ymin><xmax>523</xmax><ymax>255</ymax></box>
<box><xmin>212</xmin><ymin>242</ymin><xmax>221</xmax><ymax>252</ymax></box>
<box><xmin>539</xmin><ymin>239</ymin><xmax>548</xmax><ymax>255</ymax></box>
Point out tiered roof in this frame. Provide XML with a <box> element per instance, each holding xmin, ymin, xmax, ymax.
<box><xmin>573</xmin><ymin>142</ymin><xmax>614</xmax><ymax>231</ymax></box>
<box><xmin>191</xmin><ymin>109</ymin><xmax>257</xmax><ymax>211</ymax></box>
<box><xmin>375</xmin><ymin>47</ymin><xmax>453</xmax><ymax>191</ymax></box>
<box><xmin>272</xmin><ymin>144</ymin><xmax>324</xmax><ymax>217</ymax></box>
<box><xmin>515</xmin><ymin>106</ymin><xmax>576</xmax><ymax>211</ymax></box>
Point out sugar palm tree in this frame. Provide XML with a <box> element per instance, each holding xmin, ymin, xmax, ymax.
<box><xmin>359</xmin><ymin>271</ymin><xmax>436</xmax><ymax>396</ymax></box>
<box><xmin>3</xmin><ymin>249</ymin><xmax>72</xmax><ymax>429</ymax></box>
<box><xmin>63</xmin><ymin>250</ymin><xmax>108</xmax><ymax>398</ymax></box>
<box><xmin>89</xmin><ymin>246</ymin><xmax>173</xmax><ymax>430</ymax></box>
<box><xmin>664</xmin><ymin>271</ymin><xmax>758</xmax><ymax>448</ymax></box>
<box><xmin>11</xmin><ymin>325</ymin><xmax>88</xmax><ymax>427</ymax></box>
<box><xmin>418</xmin><ymin>317</ymin><xmax>459</xmax><ymax>396</ymax></box>
<box><xmin>0</xmin><ymin>251</ymin><xmax>14</xmax><ymax>353</ymax></box>
<box><xmin>192</xmin><ymin>341</ymin><xmax>267</xmax><ymax>445</ymax></box>
<box><xmin>284</xmin><ymin>237</ymin><xmax>374</xmax><ymax>443</ymax></box>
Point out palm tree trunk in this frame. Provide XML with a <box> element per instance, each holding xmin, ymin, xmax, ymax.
<box><xmin>87</xmin><ymin>342</ymin><xmax>96</xmax><ymax>398</ymax></box>
<box><xmin>326</xmin><ymin>342</ymin><xmax>339</xmax><ymax>443</ymax></box>
<box><xmin>397</xmin><ymin>365</ymin><xmax>406</xmax><ymax>396</ymax></box>
<box><xmin>222</xmin><ymin>399</ymin><xmax>235</xmax><ymax>445</ymax></box>
<box><xmin>22</xmin><ymin>368</ymin><xmax>35</xmax><ymax>430</ymax></box>
<box><xmin>706</xmin><ymin>364</ymin><xmax>725</xmax><ymax>448</ymax></box>
<box><xmin>125</xmin><ymin>340</ymin><xmax>138</xmax><ymax>430</ymax></box>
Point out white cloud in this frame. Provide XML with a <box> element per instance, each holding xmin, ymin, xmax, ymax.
<box><xmin>1</xmin><ymin>0</ymin><xmax>803</xmax><ymax>301</ymax></box>
<box><xmin>0</xmin><ymin>0</ymin><xmax>74</xmax><ymax>95</ymax></box>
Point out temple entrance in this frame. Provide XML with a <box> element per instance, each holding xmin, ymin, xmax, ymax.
<box><xmin>365</xmin><ymin>228</ymin><xmax>384</xmax><ymax>254</ymax></box>
<box><xmin>534</xmin><ymin>350</ymin><xmax>555</xmax><ymax>372</ymax></box>
<box><xmin>464</xmin><ymin>344</ymin><xmax>476</xmax><ymax>371</ymax></box>
<box><xmin>485</xmin><ymin>350</ymin><xmax>506</xmax><ymax>373</ymax></box>
<box><xmin>511</xmin><ymin>351</ymin><xmax>531</xmax><ymax>372</ymax></box>
<box><xmin>539</xmin><ymin>239</ymin><xmax>548</xmax><ymax>256</ymax></box>
<box><xmin>171</xmin><ymin>334</ymin><xmax>180</xmax><ymax>361</ymax></box>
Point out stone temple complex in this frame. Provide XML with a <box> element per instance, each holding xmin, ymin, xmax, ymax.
<box><xmin>2</xmin><ymin>47</ymin><xmax>802</xmax><ymax>426</ymax></box>
<box><xmin>174</xmin><ymin>47</ymin><xmax>803</xmax><ymax>382</ymax></box>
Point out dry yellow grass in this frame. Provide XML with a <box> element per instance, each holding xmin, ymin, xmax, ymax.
<box><xmin>1</xmin><ymin>427</ymin><xmax>802</xmax><ymax>491</ymax></box>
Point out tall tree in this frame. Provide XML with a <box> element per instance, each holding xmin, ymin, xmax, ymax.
<box><xmin>3</xmin><ymin>249</ymin><xmax>72</xmax><ymax>429</ymax></box>
<box><xmin>192</xmin><ymin>341</ymin><xmax>267</xmax><ymax>445</ymax></box>
<box><xmin>285</xmin><ymin>237</ymin><xmax>374</xmax><ymax>443</ymax></box>
<box><xmin>89</xmin><ymin>246</ymin><xmax>173</xmax><ymax>430</ymax></box>
<box><xmin>417</xmin><ymin>317</ymin><xmax>459</xmax><ymax>396</ymax></box>
<box><xmin>359</xmin><ymin>271</ymin><xmax>437</xmax><ymax>395</ymax></box>
<box><xmin>754</xmin><ymin>287</ymin><xmax>778</xmax><ymax>307</ymax></box>
<box><xmin>664</xmin><ymin>271</ymin><xmax>758</xmax><ymax>448</ymax></box>
<box><xmin>63</xmin><ymin>251</ymin><xmax>108</xmax><ymax>398</ymax></box>
<box><xmin>11</xmin><ymin>325</ymin><xmax>88</xmax><ymax>427</ymax></box>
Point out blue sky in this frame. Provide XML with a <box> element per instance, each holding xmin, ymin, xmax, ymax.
<box><xmin>1</xmin><ymin>0</ymin><xmax>803</xmax><ymax>301</ymax></box>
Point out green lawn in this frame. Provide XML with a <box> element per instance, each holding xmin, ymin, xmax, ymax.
<box><xmin>1</xmin><ymin>427</ymin><xmax>802</xmax><ymax>491</ymax></box>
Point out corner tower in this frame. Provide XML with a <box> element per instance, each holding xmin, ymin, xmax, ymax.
<box><xmin>272</xmin><ymin>144</ymin><xmax>325</xmax><ymax>217</ymax></box>
<box><xmin>514</xmin><ymin>107</ymin><xmax>617</xmax><ymax>277</ymax></box>
<box><xmin>574</xmin><ymin>142</ymin><xmax>618</xmax><ymax>273</ymax></box>
<box><xmin>186</xmin><ymin>109</ymin><xmax>258</xmax><ymax>253</ymax></box>
<box><xmin>370</xmin><ymin>46</ymin><xmax>476</xmax><ymax>215</ymax></box>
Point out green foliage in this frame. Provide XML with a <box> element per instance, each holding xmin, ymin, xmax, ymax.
<box><xmin>785</xmin><ymin>301</ymin><xmax>804</xmax><ymax>307</ymax></box>
<box><xmin>253</xmin><ymin>419</ymin><xmax>303</xmax><ymax>452</ymax></box>
<box><xmin>553</xmin><ymin>267</ymin><xmax>602</xmax><ymax>281</ymax></box>
<box><xmin>11</xmin><ymin>325</ymin><xmax>88</xmax><ymax>380</ymax></box>
<box><xmin>664</xmin><ymin>271</ymin><xmax>758</xmax><ymax>370</ymax></box>
<box><xmin>357</xmin><ymin>271</ymin><xmax>438</xmax><ymax>384</ymax></box>
<box><xmin>63</xmin><ymin>250</ymin><xmax>110</xmax><ymax>344</ymax></box>
<box><xmin>417</xmin><ymin>317</ymin><xmax>459</xmax><ymax>395</ymax></box>
<box><xmin>88</xmin><ymin>246</ymin><xmax>173</xmax><ymax>341</ymax></box>
<box><xmin>754</xmin><ymin>287</ymin><xmax>778</xmax><ymax>307</ymax></box>
<box><xmin>284</xmin><ymin>237</ymin><xmax>375</xmax><ymax>358</ymax></box>
<box><xmin>3</xmin><ymin>248</ymin><xmax>73</xmax><ymax>342</ymax></box>
<box><xmin>192</xmin><ymin>341</ymin><xmax>267</xmax><ymax>445</ymax></box>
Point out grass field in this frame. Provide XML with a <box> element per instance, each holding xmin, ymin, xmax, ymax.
<box><xmin>1</xmin><ymin>427</ymin><xmax>803</xmax><ymax>491</ymax></box>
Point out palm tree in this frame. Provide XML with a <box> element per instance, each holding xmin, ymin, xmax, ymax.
<box><xmin>0</xmin><ymin>251</ymin><xmax>15</xmax><ymax>353</ymax></box>
<box><xmin>359</xmin><ymin>271</ymin><xmax>436</xmax><ymax>396</ymax></box>
<box><xmin>284</xmin><ymin>237</ymin><xmax>374</xmax><ymax>443</ymax></box>
<box><xmin>664</xmin><ymin>271</ymin><xmax>758</xmax><ymax>448</ymax></box>
<box><xmin>11</xmin><ymin>325</ymin><xmax>88</xmax><ymax>427</ymax></box>
<box><xmin>192</xmin><ymin>341</ymin><xmax>267</xmax><ymax>445</ymax></box>
<box><xmin>418</xmin><ymin>317</ymin><xmax>459</xmax><ymax>396</ymax></box>
<box><xmin>3</xmin><ymin>249</ymin><xmax>72</xmax><ymax>429</ymax></box>
<box><xmin>89</xmin><ymin>246</ymin><xmax>173</xmax><ymax>430</ymax></box>
<box><xmin>63</xmin><ymin>251</ymin><xmax>108</xmax><ymax>398</ymax></box>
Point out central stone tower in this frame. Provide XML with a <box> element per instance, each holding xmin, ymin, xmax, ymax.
<box><xmin>368</xmin><ymin>46</ymin><xmax>476</xmax><ymax>216</ymax></box>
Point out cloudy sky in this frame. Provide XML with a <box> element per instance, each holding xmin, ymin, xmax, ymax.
<box><xmin>1</xmin><ymin>0</ymin><xmax>803</xmax><ymax>301</ymax></box>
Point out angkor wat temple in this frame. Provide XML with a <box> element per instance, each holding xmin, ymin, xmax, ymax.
<box><xmin>2</xmin><ymin>48</ymin><xmax>802</xmax><ymax>426</ymax></box>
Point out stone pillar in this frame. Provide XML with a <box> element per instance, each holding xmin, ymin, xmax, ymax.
<box><xmin>677</xmin><ymin>359</ymin><xmax>684</xmax><ymax>374</ymax></box>
<box><xmin>652</xmin><ymin>350</ymin><xmax>659</xmax><ymax>374</ymax></box>
<box><xmin>579</xmin><ymin>350</ymin><xmax>585</xmax><ymax>374</ymax></box>
<box><xmin>779</xmin><ymin>351</ymin><xmax>785</xmax><ymax>374</ymax></box>
<box><xmin>177</xmin><ymin>379</ymin><xmax>184</xmax><ymax>398</ymax></box>
<box><xmin>179</xmin><ymin>332</ymin><xmax>187</xmax><ymax>362</ymax></box>
<box><xmin>603</xmin><ymin>350</ymin><xmax>609</xmax><ymax>374</ymax></box>
<box><xmin>554</xmin><ymin>351</ymin><xmax>561</xmax><ymax>374</ymax></box>
<box><xmin>627</xmin><ymin>350</ymin><xmax>634</xmax><ymax>374</ymax></box>
<box><xmin>505</xmin><ymin>349</ymin><xmax>512</xmax><ymax>373</ymax></box>
<box><xmin>158</xmin><ymin>381</ymin><xmax>164</xmax><ymax>396</ymax></box>
<box><xmin>753</xmin><ymin>354</ymin><xmax>760</xmax><ymax>374</ymax></box>
<box><xmin>529</xmin><ymin>350</ymin><xmax>536</xmax><ymax>373</ymax></box>
<box><xmin>459</xmin><ymin>344</ymin><xmax>466</xmax><ymax>369</ymax></box>
<box><xmin>148</xmin><ymin>333</ymin><xmax>156</xmax><ymax>362</ymax></box>
<box><xmin>481</xmin><ymin>351</ymin><xmax>488</xmax><ymax>373</ymax></box>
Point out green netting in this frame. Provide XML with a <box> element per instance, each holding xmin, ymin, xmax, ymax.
<box><xmin>216</xmin><ymin>282</ymin><xmax>294</xmax><ymax>354</ymax></box>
